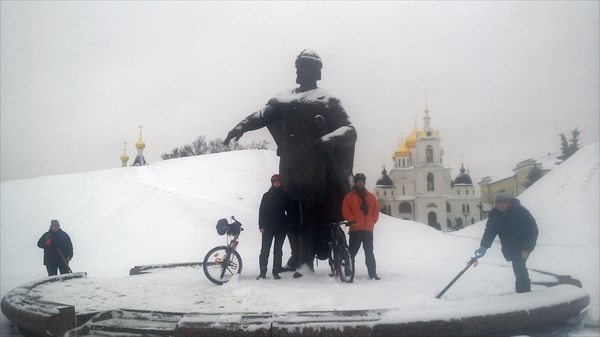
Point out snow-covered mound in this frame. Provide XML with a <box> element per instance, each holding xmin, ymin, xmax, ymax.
<box><xmin>2</xmin><ymin>146</ymin><xmax>598</xmax><ymax>334</ymax></box>
<box><xmin>1</xmin><ymin>150</ymin><xmax>279</xmax><ymax>288</ymax></box>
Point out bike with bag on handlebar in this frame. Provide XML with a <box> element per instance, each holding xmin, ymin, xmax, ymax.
<box><xmin>203</xmin><ymin>216</ymin><xmax>244</xmax><ymax>285</ymax></box>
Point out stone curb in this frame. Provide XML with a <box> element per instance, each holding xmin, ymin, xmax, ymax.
<box><xmin>1</xmin><ymin>264</ymin><xmax>591</xmax><ymax>337</ymax></box>
<box><xmin>1</xmin><ymin>273</ymin><xmax>86</xmax><ymax>337</ymax></box>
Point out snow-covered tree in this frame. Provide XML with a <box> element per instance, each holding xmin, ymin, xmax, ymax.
<box><xmin>162</xmin><ymin>136</ymin><xmax>269</xmax><ymax>160</ymax></box>
<box><xmin>522</xmin><ymin>164</ymin><xmax>543</xmax><ymax>188</ymax></box>
<box><xmin>557</xmin><ymin>128</ymin><xmax>581</xmax><ymax>163</ymax></box>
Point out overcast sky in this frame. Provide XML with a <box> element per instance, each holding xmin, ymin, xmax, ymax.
<box><xmin>1</xmin><ymin>1</ymin><xmax>598</xmax><ymax>187</ymax></box>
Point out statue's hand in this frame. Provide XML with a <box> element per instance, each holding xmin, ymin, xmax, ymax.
<box><xmin>224</xmin><ymin>127</ymin><xmax>243</xmax><ymax>145</ymax></box>
<box><xmin>318</xmin><ymin>135</ymin><xmax>336</xmax><ymax>153</ymax></box>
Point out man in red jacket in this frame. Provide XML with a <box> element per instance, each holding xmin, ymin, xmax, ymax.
<box><xmin>342</xmin><ymin>173</ymin><xmax>380</xmax><ymax>280</ymax></box>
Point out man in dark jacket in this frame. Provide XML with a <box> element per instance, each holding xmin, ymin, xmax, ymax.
<box><xmin>257</xmin><ymin>174</ymin><xmax>293</xmax><ymax>280</ymax></box>
<box><xmin>224</xmin><ymin>50</ymin><xmax>357</xmax><ymax>276</ymax></box>
<box><xmin>476</xmin><ymin>191</ymin><xmax>539</xmax><ymax>293</ymax></box>
<box><xmin>37</xmin><ymin>219</ymin><xmax>73</xmax><ymax>276</ymax></box>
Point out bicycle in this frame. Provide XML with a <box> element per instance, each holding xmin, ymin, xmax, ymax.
<box><xmin>326</xmin><ymin>220</ymin><xmax>355</xmax><ymax>283</ymax></box>
<box><xmin>203</xmin><ymin>216</ymin><xmax>244</xmax><ymax>285</ymax></box>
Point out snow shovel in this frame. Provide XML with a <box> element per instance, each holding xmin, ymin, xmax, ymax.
<box><xmin>57</xmin><ymin>248</ymin><xmax>73</xmax><ymax>274</ymax></box>
<box><xmin>435</xmin><ymin>253</ymin><xmax>482</xmax><ymax>299</ymax></box>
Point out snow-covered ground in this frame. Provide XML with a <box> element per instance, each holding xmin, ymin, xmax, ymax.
<box><xmin>1</xmin><ymin>145</ymin><xmax>598</xmax><ymax>335</ymax></box>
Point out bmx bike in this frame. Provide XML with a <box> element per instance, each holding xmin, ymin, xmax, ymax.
<box><xmin>203</xmin><ymin>216</ymin><xmax>244</xmax><ymax>285</ymax></box>
<box><xmin>326</xmin><ymin>220</ymin><xmax>355</xmax><ymax>283</ymax></box>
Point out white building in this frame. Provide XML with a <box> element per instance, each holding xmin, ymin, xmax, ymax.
<box><xmin>374</xmin><ymin>104</ymin><xmax>481</xmax><ymax>232</ymax></box>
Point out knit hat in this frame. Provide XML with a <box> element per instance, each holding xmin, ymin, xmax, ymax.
<box><xmin>353</xmin><ymin>173</ymin><xmax>367</xmax><ymax>183</ymax></box>
<box><xmin>50</xmin><ymin>219</ymin><xmax>60</xmax><ymax>227</ymax></box>
<box><xmin>494</xmin><ymin>191</ymin><xmax>511</xmax><ymax>203</ymax></box>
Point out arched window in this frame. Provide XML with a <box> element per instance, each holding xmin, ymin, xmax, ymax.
<box><xmin>399</xmin><ymin>202</ymin><xmax>412</xmax><ymax>213</ymax></box>
<box><xmin>387</xmin><ymin>205</ymin><xmax>391</xmax><ymax>215</ymax></box>
<box><xmin>446</xmin><ymin>202</ymin><xmax>451</xmax><ymax>213</ymax></box>
<box><xmin>428</xmin><ymin>211</ymin><xmax>438</xmax><ymax>229</ymax></box>
<box><xmin>462</xmin><ymin>204</ymin><xmax>466</xmax><ymax>213</ymax></box>
<box><xmin>427</xmin><ymin>173</ymin><xmax>435</xmax><ymax>191</ymax></box>
<box><xmin>426</xmin><ymin>145</ymin><xmax>433</xmax><ymax>163</ymax></box>
<box><xmin>466</xmin><ymin>190</ymin><xmax>469</xmax><ymax>195</ymax></box>
<box><xmin>402</xmin><ymin>186</ymin><xmax>405</xmax><ymax>195</ymax></box>
<box><xmin>384</xmin><ymin>190</ymin><xmax>387</xmax><ymax>196</ymax></box>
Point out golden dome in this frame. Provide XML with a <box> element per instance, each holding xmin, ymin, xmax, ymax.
<box><xmin>120</xmin><ymin>142</ymin><xmax>129</xmax><ymax>166</ymax></box>
<box><xmin>405</xmin><ymin>127</ymin><xmax>417</xmax><ymax>149</ymax></box>
<box><xmin>135</xmin><ymin>125</ymin><xmax>146</xmax><ymax>150</ymax></box>
<box><xmin>393</xmin><ymin>141</ymin><xmax>410</xmax><ymax>159</ymax></box>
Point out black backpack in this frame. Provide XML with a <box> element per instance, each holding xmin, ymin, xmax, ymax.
<box><xmin>216</xmin><ymin>218</ymin><xmax>229</xmax><ymax>236</ymax></box>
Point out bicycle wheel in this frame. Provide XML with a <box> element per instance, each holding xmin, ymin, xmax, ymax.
<box><xmin>337</xmin><ymin>245</ymin><xmax>355</xmax><ymax>283</ymax></box>
<box><xmin>203</xmin><ymin>246</ymin><xmax>243</xmax><ymax>285</ymax></box>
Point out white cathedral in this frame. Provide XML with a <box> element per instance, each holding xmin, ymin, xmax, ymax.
<box><xmin>373</xmin><ymin>103</ymin><xmax>481</xmax><ymax>232</ymax></box>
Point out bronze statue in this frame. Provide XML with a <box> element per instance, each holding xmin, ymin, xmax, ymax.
<box><xmin>224</xmin><ymin>49</ymin><xmax>357</xmax><ymax>275</ymax></box>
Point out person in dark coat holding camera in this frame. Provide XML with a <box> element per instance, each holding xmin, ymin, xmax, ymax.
<box><xmin>475</xmin><ymin>191</ymin><xmax>539</xmax><ymax>293</ymax></box>
<box><xmin>37</xmin><ymin>219</ymin><xmax>73</xmax><ymax>276</ymax></box>
<box><xmin>257</xmin><ymin>174</ymin><xmax>293</xmax><ymax>280</ymax></box>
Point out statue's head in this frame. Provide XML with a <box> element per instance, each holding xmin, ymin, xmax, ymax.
<box><xmin>295</xmin><ymin>49</ymin><xmax>322</xmax><ymax>85</ymax></box>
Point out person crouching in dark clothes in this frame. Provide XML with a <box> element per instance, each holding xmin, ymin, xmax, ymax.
<box><xmin>257</xmin><ymin>174</ymin><xmax>292</xmax><ymax>280</ymax></box>
<box><xmin>37</xmin><ymin>219</ymin><xmax>74</xmax><ymax>276</ymax></box>
<box><xmin>475</xmin><ymin>191</ymin><xmax>539</xmax><ymax>293</ymax></box>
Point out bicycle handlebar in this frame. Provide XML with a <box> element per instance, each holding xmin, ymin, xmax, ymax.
<box><xmin>331</xmin><ymin>220</ymin><xmax>355</xmax><ymax>227</ymax></box>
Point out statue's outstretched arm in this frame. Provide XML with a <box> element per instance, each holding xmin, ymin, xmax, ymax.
<box><xmin>224</xmin><ymin>105</ymin><xmax>279</xmax><ymax>145</ymax></box>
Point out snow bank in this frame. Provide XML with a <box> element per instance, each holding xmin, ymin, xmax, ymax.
<box><xmin>2</xmin><ymin>145</ymin><xmax>599</xmax><ymax>335</ymax></box>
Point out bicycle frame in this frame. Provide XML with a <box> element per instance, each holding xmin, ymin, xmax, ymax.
<box><xmin>219</xmin><ymin>220</ymin><xmax>242</xmax><ymax>279</ymax></box>
<box><xmin>327</xmin><ymin>221</ymin><xmax>354</xmax><ymax>283</ymax></box>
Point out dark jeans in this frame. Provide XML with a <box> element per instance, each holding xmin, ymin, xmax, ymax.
<box><xmin>46</xmin><ymin>263</ymin><xmax>70</xmax><ymax>276</ymax></box>
<box><xmin>512</xmin><ymin>257</ymin><xmax>531</xmax><ymax>293</ymax></box>
<box><xmin>259</xmin><ymin>227</ymin><xmax>287</xmax><ymax>274</ymax></box>
<box><xmin>349</xmin><ymin>231</ymin><xmax>377</xmax><ymax>277</ymax></box>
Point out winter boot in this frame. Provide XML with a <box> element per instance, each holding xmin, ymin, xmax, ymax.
<box><xmin>280</xmin><ymin>264</ymin><xmax>295</xmax><ymax>272</ymax></box>
<box><xmin>273</xmin><ymin>272</ymin><xmax>281</xmax><ymax>280</ymax></box>
<box><xmin>256</xmin><ymin>269</ymin><xmax>267</xmax><ymax>280</ymax></box>
<box><xmin>292</xmin><ymin>263</ymin><xmax>314</xmax><ymax>279</ymax></box>
<box><xmin>369</xmin><ymin>274</ymin><xmax>381</xmax><ymax>281</ymax></box>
